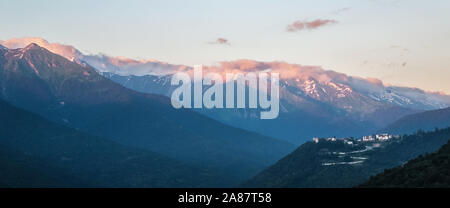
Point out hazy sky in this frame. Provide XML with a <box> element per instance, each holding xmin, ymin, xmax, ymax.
<box><xmin>1</xmin><ymin>0</ymin><xmax>449</xmax><ymax>93</ymax></box>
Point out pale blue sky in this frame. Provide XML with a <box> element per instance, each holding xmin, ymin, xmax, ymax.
<box><xmin>1</xmin><ymin>0</ymin><xmax>449</xmax><ymax>92</ymax></box>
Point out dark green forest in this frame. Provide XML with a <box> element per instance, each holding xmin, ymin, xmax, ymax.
<box><xmin>360</xmin><ymin>139</ymin><xmax>450</xmax><ymax>188</ymax></box>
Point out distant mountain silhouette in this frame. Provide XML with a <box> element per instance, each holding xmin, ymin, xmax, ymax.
<box><xmin>0</xmin><ymin>43</ymin><xmax>295</xmax><ymax>185</ymax></box>
<box><xmin>382</xmin><ymin>107</ymin><xmax>450</xmax><ymax>135</ymax></box>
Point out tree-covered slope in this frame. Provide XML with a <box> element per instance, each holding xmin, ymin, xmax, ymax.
<box><xmin>359</xmin><ymin>140</ymin><xmax>450</xmax><ymax>188</ymax></box>
<box><xmin>0</xmin><ymin>99</ymin><xmax>225</xmax><ymax>187</ymax></box>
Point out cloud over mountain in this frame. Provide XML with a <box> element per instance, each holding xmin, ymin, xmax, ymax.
<box><xmin>82</xmin><ymin>54</ymin><xmax>190</xmax><ymax>76</ymax></box>
<box><xmin>0</xmin><ymin>37</ymin><xmax>83</xmax><ymax>61</ymax></box>
<box><xmin>2</xmin><ymin>37</ymin><xmax>448</xmax><ymax>109</ymax></box>
<box><xmin>0</xmin><ymin>37</ymin><xmax>188</xmax><ymax>76</ymax></box>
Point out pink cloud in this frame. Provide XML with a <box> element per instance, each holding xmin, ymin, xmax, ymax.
<box><xmin>0</xmin><ymin>37</ymin><xmax>82</xmax><ymax>61</ymax></box>
<box><xmin>0</xmin><ymin>37</ymin><xmax>188</xmax><ymax>76</ymax></box>
<box><xmin>286</xmin><ymin>19</ymin><xmax>337</xmax><ymax>32</ymax></box>
<box><xmin>203</xmin><ymin>59</ymin><xmax>331</xmax><ymax>81</ymax></box>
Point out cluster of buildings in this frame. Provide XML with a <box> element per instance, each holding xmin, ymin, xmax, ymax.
<box><xmin>361</xmin><ymin>133</ymin><xmax>400</xmax><ymax>142</ymax></box>
<box><xmin>312</xmin><ymin>133</ymin><xmax>400</xmax><ymax>144</ymax></box>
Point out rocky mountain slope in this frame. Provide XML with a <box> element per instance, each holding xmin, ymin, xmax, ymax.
<box><xmin>0</xmin><ymin>43</ymin><xmax>295</xmax><ymax>184</ymax></box>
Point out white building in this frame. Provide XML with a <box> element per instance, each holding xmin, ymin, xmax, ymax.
<box><xmin>376</xmin><ymin>133</ymin><xmax>391</xmax><ymax>141</ymax></box>
<box><xmin>362</xmin><ymin>135</ymin><xmax>375</xmax><ymax>142</ymax></box>
<box><xmin>327</xmin><ymin>137</ymin><xmax>337</xmax><ymax>142</ymax></box>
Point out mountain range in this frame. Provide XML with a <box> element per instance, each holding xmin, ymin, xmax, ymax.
<box><xmin>0</xmin><ymin>43</ymin><xmax>295</xmax><ymax>185</ymax></box>
<box><xmin>85</xmin><ymin>62</ymin><xmax>450</xmax><ymax>144</ymax></box>
<box><xmin>1</xmin><ymin>38</ymin><xmax>450</xmax><ymax>188</ymax></box>
<box><xmin>3</xmin><ymin>38</ymin><xmax>449</xmax><ymax>144</ymax></box>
